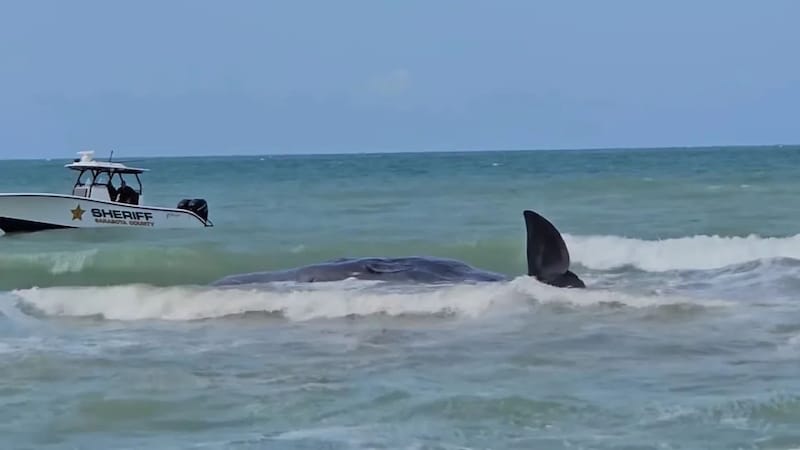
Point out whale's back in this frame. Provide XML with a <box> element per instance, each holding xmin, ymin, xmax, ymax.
<box><xmin>210</xmin><ymin>256</ymin><xmax>507</xmax><ymax>286</ymax></box>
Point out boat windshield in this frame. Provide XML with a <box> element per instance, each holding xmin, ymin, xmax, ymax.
<box><xmin>94</xmin><ymin>172</ymin><xmax>112</xmax><ymax>186</ymax></box>
<box><xmin>76</xmin><ymin>170</ymin><xmax>93</xmax><ymax>186</ymax></box>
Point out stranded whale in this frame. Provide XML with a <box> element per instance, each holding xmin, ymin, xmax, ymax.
<box><xmin>211</xmin><ymin>209</ymin><xmax>585</xmax><ymax>289</ymax></box>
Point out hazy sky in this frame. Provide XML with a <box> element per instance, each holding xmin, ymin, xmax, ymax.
<box><xmin>1</xmin><ymin>0</ymin><xmax>798</xmax><ymax>158</ymax></box>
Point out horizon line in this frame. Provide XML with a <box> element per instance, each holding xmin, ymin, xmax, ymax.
<box><xmin>0</xmin><ymin>142</ymin><xmax>796</xmax><ymax>162</ymax></box>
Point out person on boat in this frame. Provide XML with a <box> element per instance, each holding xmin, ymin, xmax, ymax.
<box><xmin>117</xmin><ymin>180</ymin><xmax>139</xmax><ymax>205</ymax></box>
<box><xmin>107</xmin><ymin>180</ymin><xmax>118</xmax><ymax>202</ymax></box>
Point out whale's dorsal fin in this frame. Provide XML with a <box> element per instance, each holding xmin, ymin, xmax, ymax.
<box><xmin>524</xmin><ymin>210</ymin><xmax>570</xmax><ymax>277</ymax></box>
<box><xmin>523</xmin><ymin>210</ymin><xmax>585</xmax><ymax>288</ymax></box>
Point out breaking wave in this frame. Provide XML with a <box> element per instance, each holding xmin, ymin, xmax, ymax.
<box><xmin>565</xmin><ymin>233</ymin><xmax>800</xmax><ymax>272</ymax></box>
<box><xmin>9</xmin><ymin>277</ymin><xmax>729</xmax><ymax>322</ymax></box>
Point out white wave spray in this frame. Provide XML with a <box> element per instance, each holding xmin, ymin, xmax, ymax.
<box><xmin>565</xmin><ymin>233</ymin><xmax>800</xmax><ymax>272</ymax></box>
<box><xmin>11</xmin><ymin>277</ymin><xmax>729</xmax><ymax>322</ymax></box>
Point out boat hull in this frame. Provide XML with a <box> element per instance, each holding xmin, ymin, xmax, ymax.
<box><xmin>0</xmin><ymin>194</ymin><xmax>212</xmax><ymax>234</ymax></box>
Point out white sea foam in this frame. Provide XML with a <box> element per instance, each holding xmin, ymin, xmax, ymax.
<box><xmin>10</xmin><ymin>277</ymin><xmax>728</xmax><ymax>322</ymax></box>
<box><xmin>565</xmin><ymin>233</ymin><xmax>800</xmax><ymax>272</ymax></box>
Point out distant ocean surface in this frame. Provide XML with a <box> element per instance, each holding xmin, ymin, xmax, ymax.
<box><xmin>2</xmin><ymin>145</ymin><xmax>800</xmax><ymax>449</ymax></box>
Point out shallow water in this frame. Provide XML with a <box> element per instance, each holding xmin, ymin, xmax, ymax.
<box><xmin>2</xmin><ymin>146</ymin><xmax>800</xmax><ymax>449</ymax></box>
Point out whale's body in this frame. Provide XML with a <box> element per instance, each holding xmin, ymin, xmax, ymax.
<box><xmin>211</xmin><ymin>256</ymin><xmax>508</xmax><ymax>286</ymax></box>
<box><xmin>212</xmin><ymin>210</ymin><xmax>585</xmax><ymax>289</ymax></box>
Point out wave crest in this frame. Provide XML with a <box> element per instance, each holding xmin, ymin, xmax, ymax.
<box><xmin>10</xmin><ymin>277</ymin><xmax>726</xmax><ymax>322</ymax></box>
<box><xmin>565</xmin><ymin>233</ymin><xmax>800</xmax><ymax>272</ymax></box>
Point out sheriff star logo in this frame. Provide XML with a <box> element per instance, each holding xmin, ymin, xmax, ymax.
<box><xmin>71</xmin><ymin>204</ymin><xmax>85</xmax><ymax>220</ymax></box>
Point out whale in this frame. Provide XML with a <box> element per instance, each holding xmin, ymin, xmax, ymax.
<box><xmin>211</xmin><ymin>209</ymin><xmax>585</xmax><ymax>289</ymax></box>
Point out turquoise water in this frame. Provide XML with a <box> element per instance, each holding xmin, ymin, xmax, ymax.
<box><xmin>2</xmin><ymin>146</ymin><xmax>800</xmax><ymax>448</ymax></box>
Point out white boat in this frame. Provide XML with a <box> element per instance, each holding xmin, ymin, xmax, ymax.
<box><xmin>0</xmin><ymin>151</ymin><xmax>214</xmax><ymax>234</ymax></box>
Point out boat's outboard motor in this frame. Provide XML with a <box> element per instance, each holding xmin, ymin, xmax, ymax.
<box><xmin>177</xmin><ymin>198</ymin><xmax>209</xmax><ymax>221</ymax></box>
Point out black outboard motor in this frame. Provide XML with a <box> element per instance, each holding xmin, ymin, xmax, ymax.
<box><xmin>177</xmin><ymin>198</ymin><xmax>209</xmax><ymax>221</ymax></box>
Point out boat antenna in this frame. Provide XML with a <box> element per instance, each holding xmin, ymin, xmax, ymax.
<box><xmin>109</xmin><ymin>150</ymin><xmax>114</xmax><ymax>162</ymax></box>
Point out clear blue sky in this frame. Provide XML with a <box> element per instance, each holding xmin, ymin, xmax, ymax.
<box><xmin>1</xmin><ymin>0</ymin><xmax>798</xmax><ymax>158</ymax></box>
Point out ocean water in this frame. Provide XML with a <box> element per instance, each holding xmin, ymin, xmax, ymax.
<box><xmin>2</xmin><ymin>146</ymin><xmax>800</xmax><ymax>449</ymax></box>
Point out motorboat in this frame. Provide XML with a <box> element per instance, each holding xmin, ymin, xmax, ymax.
<box><xmin>0</xmin><ymin>151</ymin><xmax>213</xmax><ymax>234</ymax></box>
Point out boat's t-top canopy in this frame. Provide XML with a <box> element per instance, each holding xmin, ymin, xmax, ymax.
<box><xmin>65</xmin><ymin>150</ymin><xmax>148</xmax><ymax>174</ymax></box>
<box><xmin>66</xmin><ymin>151</ymin><xmax>147</xmax><ymax>205</ymax></box>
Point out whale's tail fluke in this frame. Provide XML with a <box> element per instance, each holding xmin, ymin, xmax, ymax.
<box><xmin>523</xmin><ymin>210</ymin><xmax>585</xmax><ymax>288</ymax></box>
